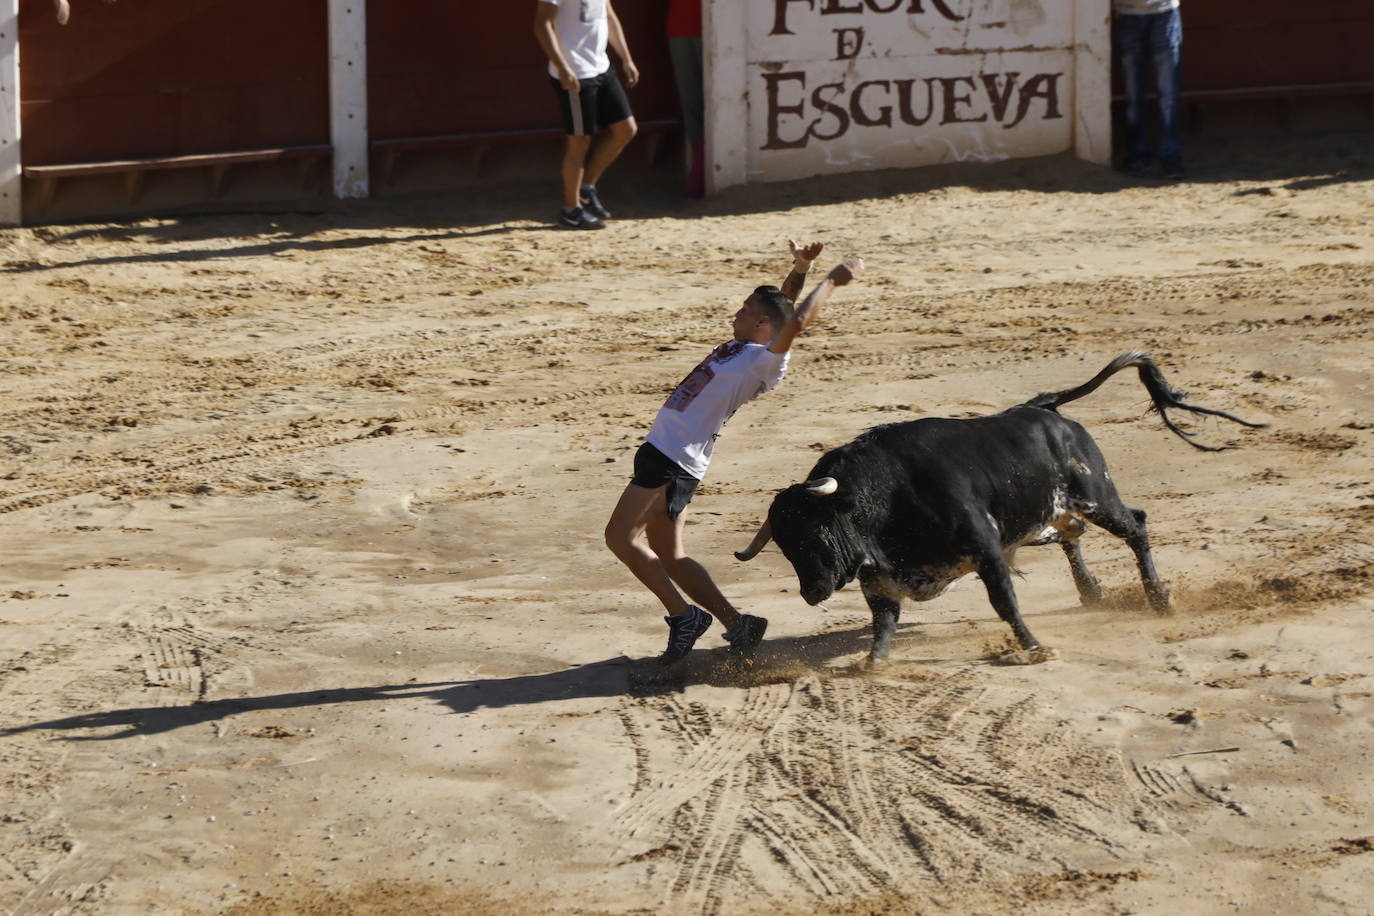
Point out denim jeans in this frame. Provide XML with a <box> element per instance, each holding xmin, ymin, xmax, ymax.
<box><xmin>1115</xmin><ymin>8</ymin><xmax>1183</xmax><ymax>165</ymax></box>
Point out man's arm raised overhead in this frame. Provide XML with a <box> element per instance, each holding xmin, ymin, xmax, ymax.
<box><xmin>780</xmin><ymin>239</ymin><xmax>823</xmax><ymax>303</ymax></box>
<box><xmin>769</xmin><ymin>255</ymin><xmax>864</xmax><ymax>355</ymax></box>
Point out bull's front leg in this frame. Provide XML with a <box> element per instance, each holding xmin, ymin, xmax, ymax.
<box><xmin>860</xmin><ymin>584</ymin><xmax>901</xmax><ymax>666</ymax></box>
<box><xmin>975</xmin><ymin>551</ymin><xmax>1041</xmax><ymax>651</ymax></box>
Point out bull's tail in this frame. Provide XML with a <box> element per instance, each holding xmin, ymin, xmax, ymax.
<box><xmin>1023</xmin><ymin>350</ymin><xmax>1267</xmax><ymax>451</ymax></box>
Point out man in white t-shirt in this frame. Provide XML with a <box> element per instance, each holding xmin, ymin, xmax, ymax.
<box><xmin>605</xmin><ymin>241</ymin><xmax>865</xmax><ymax>666</ymax></box>
<box><xmin>534</xmin><ymin>0</ymin><xmax>639</xmax><ymax>230</ymax></box>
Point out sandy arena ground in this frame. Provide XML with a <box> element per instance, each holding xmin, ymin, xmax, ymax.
<box><xmin>2</xmin><ymin>132</ymin><xmax>1372</xmax><ymax>915</ymax></box>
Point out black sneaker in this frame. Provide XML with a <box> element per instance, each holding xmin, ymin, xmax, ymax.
<box><xmin>659</xmin><ymin>606</ymin><xmax>712</xmax><ymax>665</ymax></box>
<box><xmin>723</xmin><ymin>614</ymin><xmax>768</xmax><ymax>656</ymax></box>
<box><xmin>1161</xmin><ymin>158</ymin><xmax>1185</xmax><ymax>180</ymax></box>
<box><xmin>579</xmin><ymin>185</ymin><xmax>610</xmax><ymax>220</ymax></box>
<box><xmin>559</xmin><ymin>205</ymin><xmax>605</xmax><ymax>230</ymax></box>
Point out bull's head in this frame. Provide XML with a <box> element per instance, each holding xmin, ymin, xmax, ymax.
<box><xmin>737</xmin><ymin>477</ymin><xmax>868</xmax><ymax>606</ymax></box>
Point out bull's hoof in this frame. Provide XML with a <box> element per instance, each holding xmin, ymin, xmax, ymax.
<box><xmin>862</xmin><ymin>654</ymin><xmax>890</xmax><ymax>670</ymax></box>
<box><xmin>990</xmin><ymin>645</ymin><xmax>1057</xmax><ymax>666</ymax></box>
<box><xmin>1146</xmin><ymin>585</ymin><xmax>1173</xmax><ymax>615</ymax></box>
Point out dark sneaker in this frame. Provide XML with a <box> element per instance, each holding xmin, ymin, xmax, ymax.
<box><xmin>559</xmin><ymin>205</ymin><xmax>605</xmax><ymax>230</ymax></box>
<box><xmin>1123</xmin><ymin>158</ymin><xmax>1152</xmax><ymax>176</ymax></box>
<box><xmin>659</xmin><ymin>606</ymin><xmax>713</xmax><ymax>665</ymax></box>
<box><xmin>1161</xmin><ymin>158</ymin><xmax>1185</xmax><ymax>180</ymax></box>
<box><xmin>579</xmin><ymin>185</ymin><xmax>611</xmax><ymax>220</ymax></box>
<box><xmin>724</xmin><ymin>614</ymin><xmax>768</xmax><ymax>656</ymax></box>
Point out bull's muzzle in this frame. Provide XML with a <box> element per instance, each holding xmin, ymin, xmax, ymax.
<box><xmin>800</xmin><ymin>581</ymin><xmax>834</xmax><ymax>606</ymax></box>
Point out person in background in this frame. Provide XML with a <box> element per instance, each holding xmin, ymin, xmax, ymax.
<box><xmin>666</xmin><ymin>0</ymin><xmax>705</xmax><ymax>199</ymax></box>
<box><xmin>534</xmin><ymin>0</ymin><xmax>640</xmax><ymax>230</ymax></box>
<box><xmin>1114</xmin><ymin>0</ymin><xmax>1184</xmax><ymax>179</ymax></box>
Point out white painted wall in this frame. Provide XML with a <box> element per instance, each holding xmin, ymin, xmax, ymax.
<box><xmin>1074</xmin><ymin>0</ymin><xmax>1112</xmax><ymax>164</ymax></box>
<box><xmin>328</xmin><ymin>0</ymin><xmax>369</xmax><ymax>199</ymax></box>
<box><xmin>706</xmin><ymin>0</ymin><xmax>1111</xmax><ymax>191</ymax></box>
<box><xmin>0</xmin><ymin>0</ymin><xmax>20</xmax><ymax>227</ymax></box>
<box><xmin>703</xmin><ymin>0</ymin><xmax>747</xmax><ymax>195</ymax></box>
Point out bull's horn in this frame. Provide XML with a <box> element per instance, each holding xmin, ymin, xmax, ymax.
<box><xmin>805</xmin><ymin>477</ymin><xmax>839</xmax><ymax>495</ymax></box>
<box><xmin>734</xmin><ymin>519</ymin><xmax>772</xmax><ymax>561</ymax></box>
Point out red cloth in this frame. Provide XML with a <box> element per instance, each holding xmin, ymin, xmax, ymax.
<box><xmin>667</xmin><ymin>0</ymin><xmax>702</xmax><ymax>38</ymax></box>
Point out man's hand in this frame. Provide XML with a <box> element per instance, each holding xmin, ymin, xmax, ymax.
<box><xmin>558</xmin><ymin>67</ymin><xmax>581</xmax><ymax>91</ymax></box>
<box><xmin>621</xmin><ymin>59</ymin><xmax>640</xmax><ymax>89</ymax></box>
<box><xmin>789</xmin><ymin>239</ymin><xmax>824</xmax><ymax>267</ymax></box>
<box><xmin>828</xmin><ymin>257</ymin><xmax>864</xmax><ymax>286</ymax></box>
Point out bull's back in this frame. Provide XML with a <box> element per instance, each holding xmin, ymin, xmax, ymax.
<box><xmin>812</xmin><ymin>410</ymin><xmax>1098</xmax><ymax>541</ymax></box>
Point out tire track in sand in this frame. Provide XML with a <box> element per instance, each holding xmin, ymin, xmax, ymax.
<box><xmin>611</xmin><ymin>669</ymin><xmax>1155</xmax><ymax>912</ymax></box>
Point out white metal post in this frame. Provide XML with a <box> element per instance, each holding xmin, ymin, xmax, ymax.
<box><xmin>1074</xmin><ymin>0</ymin><xmax>1112</xmax><ymax>165</ymax></box>
<box><xmin>703</xmin><ymin>0</ymin><xmax>746</xmax><ymax>195</ymax></box>
<box><xmin>1</xmin><ymin>0</ymin><xmax>21</xmax><ymax>226</ymax></box>
<box><xmin>328</xmin><ymin>0</ymin><xmax>368</xmax><ymax>198</ymax></box>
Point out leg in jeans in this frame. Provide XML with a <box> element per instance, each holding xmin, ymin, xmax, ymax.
<box><xmin>1151</xmin><ymin>8</ymin><xmax>1184</xmax><ymax>167</ymax></box>
<box><xmin>668</xmin><ymin>35</ymin><xmax>707</xmax><ymax>197</ymax></box>
<box><xmin>1115</xmin><ymin>13</ymin><xmax>1154</xmax><ymax>168</ymax></box>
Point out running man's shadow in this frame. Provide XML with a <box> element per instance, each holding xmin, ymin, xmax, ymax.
<box><xmin>0</xmin><ymin>622</ymin><xmax>903</xmax><ymax>742</ymax></box>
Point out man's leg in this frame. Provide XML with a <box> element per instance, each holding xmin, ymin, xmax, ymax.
<box><xmin>1115</xmin><ymin>14</ymin><xmax>1153</xmax><ymax>170</ymax></box>
<box><xmin>668</xmin><ymin>36</ymin><xmax>704</xmax><ymax>152</ymax></box>
<box><xmin>1150</xmin><ymin>8</ymin><xmax>1184</xmax><ymax>172</ymax></box>
<box><xmin>561</xmin><ymin>134</ymin><xmax>594</xmax><ymax>210</ymax></box>
<box><xmin>644</xmin><ymin>508</ymin><xmax>743</xmax><ymax>632</ymax></box>
<box><xmin>582</xmin><ymin>117</ymin><xmax>638</xmax><ymax>191</ymax></box>
<box><xmin>605</xmin><ymin>482</ymin><xmax>693</xmax><ymax>616</ymax></box>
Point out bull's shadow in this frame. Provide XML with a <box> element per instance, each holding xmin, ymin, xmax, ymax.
<box><xmin>0</xmin><ymin>620</ymin><xmax>900</xmax><ymax>742</ymax></box>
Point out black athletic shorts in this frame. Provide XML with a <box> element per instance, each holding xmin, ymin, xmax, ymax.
<box><xmin>550</xmin><ymin>67</ymin><xmax>633</xmax><ymax>137</ymax></box>
<box><xmin>631</xmin><ymin>442</ymin><xmax>699</xmax><ymax>521</ymax></box>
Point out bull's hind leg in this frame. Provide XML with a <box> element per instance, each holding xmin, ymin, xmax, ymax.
<box><xmin>860</xmin><ymin>585</ymin><xmax>901</xmax><ymax>666</ymax></box>
<box><xmin>1084</xmin><ymin>503</ymin><xmax>1172</xmax><ymax>613</ymax></box>
<box><xmin>1061</xmin><ymin>539</ymin><xmax>1106</xmax><ymax>605</ymax></box>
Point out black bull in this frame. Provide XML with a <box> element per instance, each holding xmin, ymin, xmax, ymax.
<box><xmin>735</xmin><ymin>352</ymin><xmax>1265</xmax><ymax>664</ymax></box>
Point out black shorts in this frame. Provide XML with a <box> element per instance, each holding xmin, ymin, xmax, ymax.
<box><xmin>550</xmin><ymin>68</ymin><xmax>633</xmax><ymax>137</ymax></box>
<box><xmin>631</xmin><ymin>442</ymin><xmax>699</xmax><ymax>521</ymax></box>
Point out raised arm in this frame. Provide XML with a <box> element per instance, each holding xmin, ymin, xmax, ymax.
<box><xmin>768</xmin><ymin>256</ymin><xmax>864</xmax><ymax>355</ymax></box>
<box><xmin>780</xmin><ymin>239</ymin><xmax>823</xmax><ymax>303</ymax></box>
<box><xmin>534</xmin><ymin>1</ymin><xmax>580</xmax><ymax>91</ymax></box>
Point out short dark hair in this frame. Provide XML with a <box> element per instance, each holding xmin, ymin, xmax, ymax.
<box><xmin>751</xmin><ymin>285</ymin><xmax>794</xmax><ymax>331</ymax></box>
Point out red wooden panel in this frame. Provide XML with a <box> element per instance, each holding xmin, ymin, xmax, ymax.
<box><xmin>1108</xmin><ymin>0</ymin><xmax>1374</xmax><ymax>95</ymax></box>
<box><xmin>19</xmin><ymin>0</ymin><xmax>329</xmax><ymax>165</ymax></box>
<box><xmin>1183</xmin><ymin>0</ymin><xmax>1372</xmax><ymax>29</ymax></box>
<box><xmin>1186</xmin><ymin>21</ymin><xmax>1374</xmax><ymax>90</ymax></box>
<box><xmin>367</xmin><ymin>1</ymin><xmax>679</xmax><ymax>139</ymax></box>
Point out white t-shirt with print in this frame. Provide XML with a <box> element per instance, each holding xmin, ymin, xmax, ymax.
<box><xmin>540</xmin><ymin>0</ymin><xmax>610</xmax><ymax>81</ymax></box>
<box><xmin>646</xmin><ymin>340</ymin><xmax>790</xmax><ymax>480</ymax></box>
